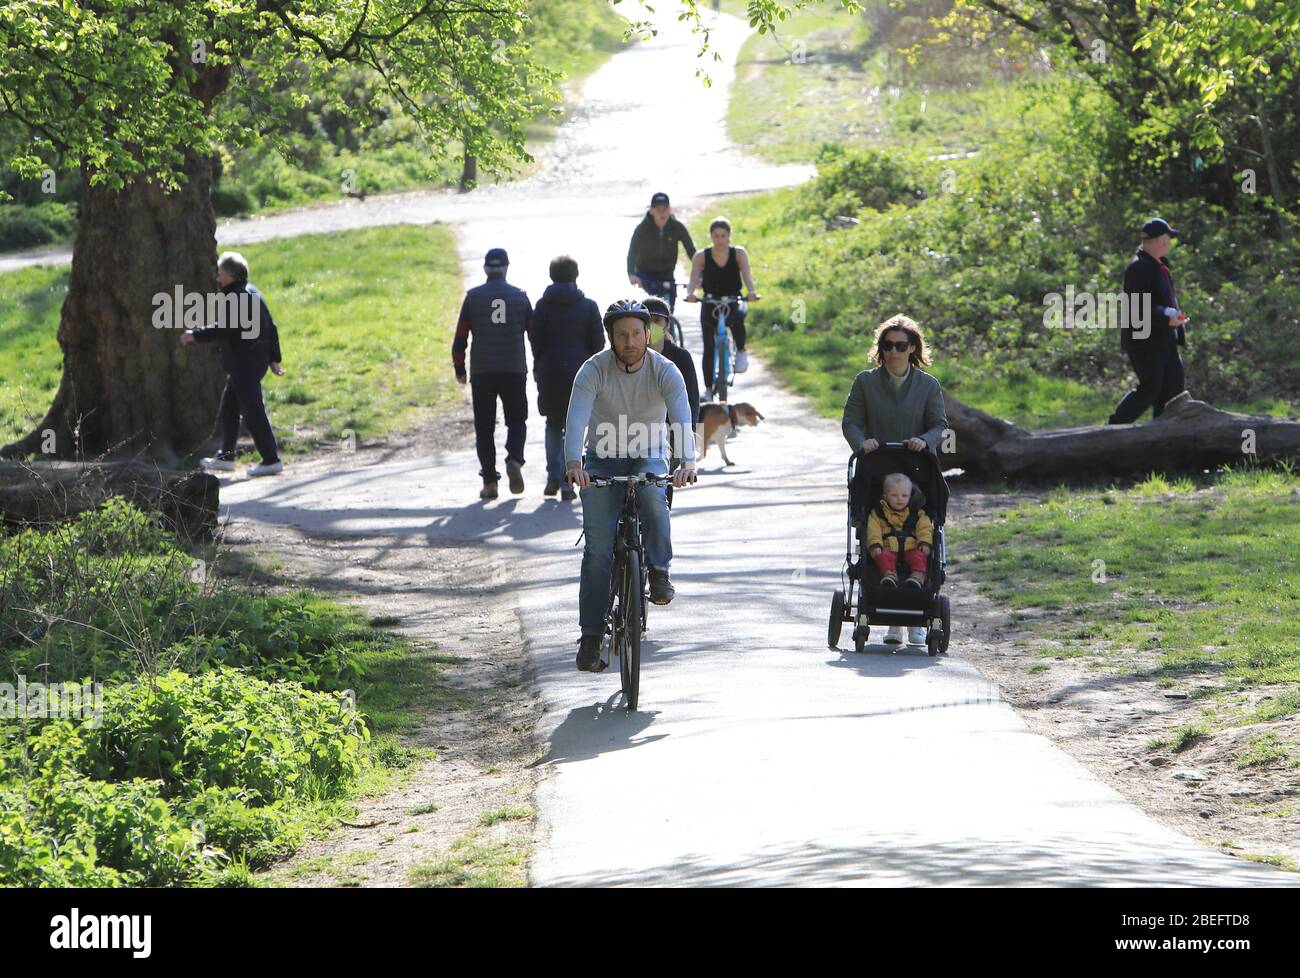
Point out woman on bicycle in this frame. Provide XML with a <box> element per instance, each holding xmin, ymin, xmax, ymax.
<box><xmin>684</xmin><ymin>217</ymin><xmax>759</xmax><ymax>390</ymax></box>
<box><xmin>841</xmin><ymin>313</ymin><xmax>949</xmax><ymax>647</ymax></box>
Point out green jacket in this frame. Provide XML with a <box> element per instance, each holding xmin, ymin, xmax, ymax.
<box><xmin>841</xmin><ymin>366</ymin><xmax>948</xmax><ymax>454</ymax></box>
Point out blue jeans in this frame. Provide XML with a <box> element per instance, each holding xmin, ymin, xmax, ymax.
<box><xmin>578</xmin><ymin>455</ymin><xmax>671</xmax><ymax>637</ymax></box>
<box><xmin>544</xmin><ymin>418</ymin><xmax>566</xmax><ymax>484</ymax></box>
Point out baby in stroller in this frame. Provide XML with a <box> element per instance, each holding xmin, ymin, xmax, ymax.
<box><xmin>866</xmin><ymin>473</ymin><xmax>933</xmax><ymax>588</ymax></box>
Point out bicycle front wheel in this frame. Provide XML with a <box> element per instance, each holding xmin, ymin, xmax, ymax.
<box><xmin>619</xmin><ymin>548</ymin><xmax>642</xmax><ymax>710</ymax></box>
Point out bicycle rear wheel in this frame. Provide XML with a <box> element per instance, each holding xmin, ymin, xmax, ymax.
<box><xmin>619</xmin><ymin>549</ymin><xmax>642</xmax><ymax>709</ymax></box>
<box><xmin>667</xmin><ymin>315</ymin><xmax>684</xmax><ymax>347</ymax></box>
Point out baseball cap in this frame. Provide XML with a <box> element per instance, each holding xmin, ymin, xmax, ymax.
<box><xmin>650</xmin><ymin>192</ymin><xmax>670</xmax><ymax>207</ymax></box>
<box><xmin>1140</xmin><ymin>218</ymin><xmax>1180</xmax><ymax>239</ymax></box>
<box><xmin>642</xmin><ymin>296</ymin><xmax>671</xmax><ymax>320</ymax></box>
<box><xmin>484</xmin><ymin>247</ymin><xmax>509</xmax><ymax>269</ymax></box>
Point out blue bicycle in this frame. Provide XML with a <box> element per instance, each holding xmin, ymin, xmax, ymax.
<box><xmin>692</xmin><ymin>292</ymin><xmax>756</xmax><ymax>403</ymax></box>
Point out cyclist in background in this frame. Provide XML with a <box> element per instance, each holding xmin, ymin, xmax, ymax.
<box><xmin>627</xmin><ymin>191</ymin><xmax>696</xmax><ymax>313</ymax></box>
<box><xmin>564</xmin><ymin>300</ymin><xmax>698</xmax><ymax>672</ymax></box>
<box><xmin>684</xmin><ymin>217</ymin><xmax>760</xmax><ymax>391</ymax></box>
<box><xmin>643</xmin><ymin>296</ymin><xmax>700</xmax><ymax>504</ymax></box>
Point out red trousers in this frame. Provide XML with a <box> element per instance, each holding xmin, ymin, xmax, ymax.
<box><xmin>873</xmin><ymin>547</ymin><xmax>927</xmax><ymax>578</ymax></box>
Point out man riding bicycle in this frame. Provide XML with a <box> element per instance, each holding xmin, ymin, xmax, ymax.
<box><xmin>627</xmin><ymin>191</ymin><xmax>697</xmax><ymax>313</ymax></box>
<box><xmin>565</xmin><ymin>299</ymin><xmax>698</xmax><ymax>672</ymax></box>
<box><xmin>684</xmin><ymin>217</ymin><xmax>760</xmax><ymax>389</ymax></box>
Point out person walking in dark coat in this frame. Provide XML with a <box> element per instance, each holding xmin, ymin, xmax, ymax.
<box><xmin>453</xmin><ymin>247</ymin><xmax>535</xmax><ymax>500</ymax></box>
<box><xmin>181</xmin><ymin>251</ymin><xmax>285</xmax><ymax>477</ymax></box>
<box><xmin>532</xmin><ymin>255</ymin><xmax>605</xmax><ymax>501</ymax></box>
<box><xmin>1108</xmin><ymin>218</ymin><xmax>1190</xmax><ymax>424</ymax></box>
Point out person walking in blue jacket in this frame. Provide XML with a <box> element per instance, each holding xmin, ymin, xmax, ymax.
<box><xmin>453</xmin><ymin>248</ymin><xmax>535</xmax><ymax>500</ymax></box>
<box><xmin>532</xmin><ymin>255</ymin><xmax>605</xmax><ymax>501</ymax></box>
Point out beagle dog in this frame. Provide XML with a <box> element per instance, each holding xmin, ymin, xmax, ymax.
<box><xmin>698</xmin><ymin>402</ymin><xmax>765</xmax><ymax>466</ymax></box>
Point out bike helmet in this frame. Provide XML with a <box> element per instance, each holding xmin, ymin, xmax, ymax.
<box><xmin>641</xmin><ymin>296</ymin><xmax>671</xmax><ymax>320</ymax></box>
<box><xmin>602</xmin><ymin>298</ymin><xmax>651</xmax><ymax>330</ymax></box>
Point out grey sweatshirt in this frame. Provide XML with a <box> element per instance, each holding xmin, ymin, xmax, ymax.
<box><xmin>565</xmin><ymin>349</ymin><xmax>697</xmax><ymax>464</ymax></box>
<box><xmin>841</xmin><ymin>366</ymin><xmax>949</xmax><ymax>454</ymax></box>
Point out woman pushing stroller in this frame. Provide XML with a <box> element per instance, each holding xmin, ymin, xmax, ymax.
<box><xmin>840</xmin><ymin>314</ymin><xmax>949</xmax><ymax>646</ymax></box>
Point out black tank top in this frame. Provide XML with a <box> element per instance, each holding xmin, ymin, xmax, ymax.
<box><xmin>702</xmin><ymin>246</ymin><xmax>742</xmax><ymax>297</ymax></box>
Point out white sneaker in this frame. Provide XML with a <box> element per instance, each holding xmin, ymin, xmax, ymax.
<box><xmin>200</xmin><ymin>456</ymin><xmax>236</xmax><ymax>472</ymax></box>
<box><xmin>907</xmin><ymin>626</ymin><xmax>928</xmax><ymax>645</ymax></box>
<box><xmin>734</xmin><ymin>350</ymin><xmax>749</xmax><ymax>373</ymax></box>
<box><xmin>883</xmin><ymin>625</ymin><xmax>905</xmax><ymax>645</ymax></box>
<box><xmin>247</xmin><ymin>460</ymin><xmax>284</xmax><ymax>477</ymax></box>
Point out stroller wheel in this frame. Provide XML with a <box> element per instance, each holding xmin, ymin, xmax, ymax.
<box><xmin>853</xmin><ymin>625</ymin><xmax>868</xmax><ymax>654</ymax></box>
<box><xmin>939</xmin><ymin>595</ymin><xmax>951</xmax><ymax>653</ymax></box>
<box><xmin>927</xmin><ymin>629</ymin><xmax>940</xmax><ymax>657</ymax></box>
<box><xmin>828</xmin><ymin>589</ymin><xmax>846</xmax><ymax>649</ymax></box>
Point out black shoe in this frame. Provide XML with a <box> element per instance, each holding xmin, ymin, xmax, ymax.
<box><xmin>648</xmin><ymin>566</ymin><xmax>675</xmax><ymax>605</ymax></box>
<box><xmin>506</xmin><ymin>459</ymin><xmax>525</xmax><ymax>494</ymax></box>
<box><xmin>544</xmin><ymin>478</ymin><xmax>560</xmax><ymax>497</ymax></box>
<box><xmin>576</xmin><ymin>635</ymin><xmax>603</xmax><ymax>672</ymax></box>
<box><xmin>560</xmin><ymin>487</ymin><xmax>577</xmax><ymax>501</ymax></box>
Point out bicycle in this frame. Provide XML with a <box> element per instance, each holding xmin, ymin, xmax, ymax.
<box><xmin>633</xmin><ymin>273</ymin><xmax>685</xmax><ymax>347</ymax></box>
<box><xmin>695</xmin><ymin>293</ymin><xmax>754</xmax><ymax>404</ymax></box>
<box><xmin>585</xmin><ymin>473</ymin><xmax>673</xmax><ymax>710</ymax></box>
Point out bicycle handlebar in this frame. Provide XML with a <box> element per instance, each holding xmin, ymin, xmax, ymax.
<box><xmin>585</xmin><ymin>474</ymin><xmax>673</xmax><ymax>488</ymax></box>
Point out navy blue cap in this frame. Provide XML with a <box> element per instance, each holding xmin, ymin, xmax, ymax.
<box><xmin>484</xmin><ymin>248</ymin><xmax>509</xmax><ymax>268</ymax></box>
<box><xmin>1141</xmin><ymin>218</ymin><xmax>1180</xmax><ymax>239</ymax></box>
<box><xmin>650</xmin><ymin>192</ymin><xmax>670</xmax><ymax>207</ymax></box>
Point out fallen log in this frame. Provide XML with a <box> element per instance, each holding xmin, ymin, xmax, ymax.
<box><xmin>0</xmin><ymin>461</ymin><xmax>219</xmax><ymax>539</ymax></box>
<box><xmin>941</xmin><ymin>391</ymin><xmax>1300</xmax><ymax>480</ymax></box>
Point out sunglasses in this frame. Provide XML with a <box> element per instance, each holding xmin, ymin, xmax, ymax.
<box><xmin>879</xmin><ymin>340</ymin><xmax>913</xmax><ymax>353</ymax></box>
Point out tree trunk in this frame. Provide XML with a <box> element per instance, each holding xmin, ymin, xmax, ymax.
<box><xmin>941</xmin><ymin>391</ymin><xmax>1300</xmax><ymax>480</ymax></box>
<box><xmin>0</xmin><ymin>149</ymin><xmax>226</xmax><ymax>464</ymax></box>
<box><xmin>0</xmin><ymin>461</ymin><xmax>219</xmax><ymax>540</ymax></box>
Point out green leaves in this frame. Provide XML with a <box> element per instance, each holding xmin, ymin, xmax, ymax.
<box><xmin>0</xmin><ymin>0</ymin><xmax>560</xmax><ymax>190</ymax></box>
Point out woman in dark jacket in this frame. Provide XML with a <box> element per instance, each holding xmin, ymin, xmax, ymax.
<box><xmin>533</xmin><ymin>255</ymin><xmax>605</xmax><ymax>499</ymax></box>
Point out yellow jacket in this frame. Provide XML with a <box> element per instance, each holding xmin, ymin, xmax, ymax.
<box><xmin>866</xmin><ymin>500</ymin><xmax>933</xmax><ymax>553</ymax></box>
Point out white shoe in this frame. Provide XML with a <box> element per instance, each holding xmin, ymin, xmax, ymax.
<box><xmin>200</xmin><ymin>456</ymin><xmax>236</xmax><ymax>472</ymax></box>
<box><xmin>734</xmin><ymin>350</ymin><xmax>749</xmax><ymax>373</ymax></box>
<box><xmin>907</xmin><ymin>626</ymin><xmax>928</xmax><ymax>645</ymax></box>
<box><xmin>883</xmin><ymin>625</ymin><xmax>905</xmax><ymax>645</ymax></box>
<box><xmin>247</xmin><ymin>460</ymin><xmax>284</xmax><ymax>477</ymax></box>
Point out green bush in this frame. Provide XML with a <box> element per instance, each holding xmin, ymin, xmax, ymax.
<box><xmin>1</xmin><ymin>500</ymin><xmax>370</xmax><ymax>689</ymax></box>
<box><xmin>0</xmin><ymin>668</ymin><xmax>369</xmax><ymax>886</ymax></box>
<box><xmin>0</xmin><ymin>201</ymin><xmax>78</xmax><ymax>250</ymax></box>
<box><xmin>798</xmin><ymin>144</ymin><xmax>925</xmax><ymax>222</ymax></box>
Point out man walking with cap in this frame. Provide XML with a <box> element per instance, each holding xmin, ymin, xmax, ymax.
<box><xmin>453</xmin><ymin>248</ymin><xmax>535</xmax><ymax>499</ymax></box>
<box><xmin>1108</xmin><ymin>218</ymin><xmax>1189</xmax><ymax>424</ymax></box>
<box><xmin>627</xmin><ymin>192</ymin><xmax>696</xmax><ymax>312</ymax></box>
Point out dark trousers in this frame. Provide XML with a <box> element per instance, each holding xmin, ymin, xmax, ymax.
<box><xmin>1108</xmin><ymin>339</ymin><xmax>1185</xmax><ymax>424</ymax></box>
<box><xmin>218</xmin><ymin>361</ymin><xmax>279</xmax><ymax>464</ymax></box>
<box><xmin>471</xmin><ymin>372</ymin><xmax>527</xmax><ymax>481</ymax></box>
<box><xmin>700</xmin><ymin>299</ymin><xmax>747</xmax><ymax>387</ymax></box>
<box><xmin>636</xmin><ymin>270</ymin><xmax>677</xmax><ymax>312</ymax></box>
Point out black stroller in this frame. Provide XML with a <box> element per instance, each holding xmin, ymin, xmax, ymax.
<box><xmin>828</xmin><ymin>442</ymin><xmax>952</xmax><ymax>656</ymax></box>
